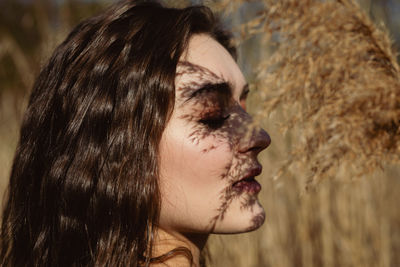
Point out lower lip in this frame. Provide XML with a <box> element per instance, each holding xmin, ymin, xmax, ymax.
<box><xmin>232</xmin><ymin>177</ymin><xmax>261</xmax><ymax>194</ymax></box>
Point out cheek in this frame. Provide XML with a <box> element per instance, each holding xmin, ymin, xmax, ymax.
<box><xmin>158</xmin><ymin>118</ymin><xmax>234</xmax><ymax>228</ymax></box>
<box><xmin>159</xmin><ymin>119</ymin><xmax>233</xmax><ymax>190</ymax></box>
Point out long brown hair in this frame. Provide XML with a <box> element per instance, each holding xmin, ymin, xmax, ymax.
<box><xmin>0</xmin><ymin>1</ymin><xmax>235</xmax><ymax>266</ymax></box>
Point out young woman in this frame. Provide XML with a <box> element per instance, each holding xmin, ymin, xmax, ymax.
<box><xmin>0</xmin><ymin>0</ymin><xmax>270</xmax><ymax>266</ymax></box>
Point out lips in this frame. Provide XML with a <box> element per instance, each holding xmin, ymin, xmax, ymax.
<box><xmin>232</xmin><ymin>165</ymin><xmax>262</xmax><ymax>194</ymax></box>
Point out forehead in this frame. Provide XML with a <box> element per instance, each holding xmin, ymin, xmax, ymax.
<box><xmin>176</xmin><ymin>34</ymin><xmax>246</xmax><ymax>97</ymax></box>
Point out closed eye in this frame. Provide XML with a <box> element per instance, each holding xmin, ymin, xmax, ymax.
<box><xmin>199</xmin><ymin>114</ymin><xmax>230</xmax><ymax>130</ymax></box>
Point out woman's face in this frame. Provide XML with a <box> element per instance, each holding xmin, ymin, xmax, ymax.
<box><xmin>158</xmin><ymin>34</ymin><xmax>270</xmax><ymax>234</ymax></box>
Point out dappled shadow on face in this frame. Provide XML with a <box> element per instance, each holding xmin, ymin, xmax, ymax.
<box><xmin>175</xmin><ymin>61</ymin><xmax>268</xmax><ymax>232</ymax></box>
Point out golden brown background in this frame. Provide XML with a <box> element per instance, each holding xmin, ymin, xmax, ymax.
<box><xmin>1</xmin><ymin>0</ymin><xmax>399</xmax><ymax>266</ymax></box>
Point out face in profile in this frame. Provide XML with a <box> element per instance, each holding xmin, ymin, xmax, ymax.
<box><xmin>159</xmin><ymin>34</ymin><xmax>270</xmax><ymax>235</ymax></box>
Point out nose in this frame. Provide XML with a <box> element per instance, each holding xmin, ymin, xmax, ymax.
<box><xmin>238</xmin><ymin>125</ymin><xmax>271</xmax><ymax>155</ymax></box>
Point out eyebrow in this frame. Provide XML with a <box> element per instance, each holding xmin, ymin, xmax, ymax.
<box><xmin>184</xmin><ymin>82</ymin><xmax>232</xmax><ymax>104</ymax></box>
<box><xmin>184</xmin><ymin>82</ymin><xmax>249</xmax><ymax>104</ymax></box>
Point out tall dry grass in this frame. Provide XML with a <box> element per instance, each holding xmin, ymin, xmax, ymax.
<box><xmin>255</xmin><ymin>0</ymin><xmax>400</xmax><ymax>185</ymax></box>
<box><xmin>1</xmin><ymin>0</ymin><xmax>400</xmax><ymax>267</ymax></box>
<box><xmin>206</xmin><ymin>0</ymin><xmax>400</xmax><ymax>266</ymax></box>
<box><xmin>207</xmin><ymin>166</ymin><xmax>400</xmax><ymax>267</ymax></box>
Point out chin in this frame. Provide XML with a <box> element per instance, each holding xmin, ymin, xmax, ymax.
<box><xmin>211</xmin><ymin>198</ymin><xmax>266</xmax><ymax>234</ymax></box>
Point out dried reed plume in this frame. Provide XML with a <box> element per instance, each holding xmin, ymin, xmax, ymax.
<box><xmin>251</xmin><ymin>0</ymin><xmax>400</xmax><ymax>184</ymax></box>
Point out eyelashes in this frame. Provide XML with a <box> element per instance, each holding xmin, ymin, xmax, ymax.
<box><xmin>199</xmin><ymin>113</ymin><xmax>230</xmax><ymax>130</ymax></box>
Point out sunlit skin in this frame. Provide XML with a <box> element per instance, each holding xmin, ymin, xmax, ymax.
<box><xmin>154</xmin><ymin>34</ymin><xmax>271</xmax><ymax>266</ymax></box>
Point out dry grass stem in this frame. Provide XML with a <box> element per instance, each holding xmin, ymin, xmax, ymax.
<box><xmin>254</xmin><ymin>0</ymin><xmax>400</xmax><ymax>184</ymax></box>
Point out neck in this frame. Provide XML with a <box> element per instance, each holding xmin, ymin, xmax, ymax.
<box><xmin>151</xmin><ymin>228</ymin><xmax>208</xmax><ymax>267</ymax></box>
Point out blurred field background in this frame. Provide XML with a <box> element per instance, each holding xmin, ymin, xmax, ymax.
<box><xmin>1</xmin><ymin>0</ymin><xmax>399</xmax><ymax>266</ymax></box>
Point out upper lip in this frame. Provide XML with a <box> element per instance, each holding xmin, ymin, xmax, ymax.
<box><xmin>233</xmin><ymin>164</ymin><xmax>262</xmax><ymax>185</ymax></box>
